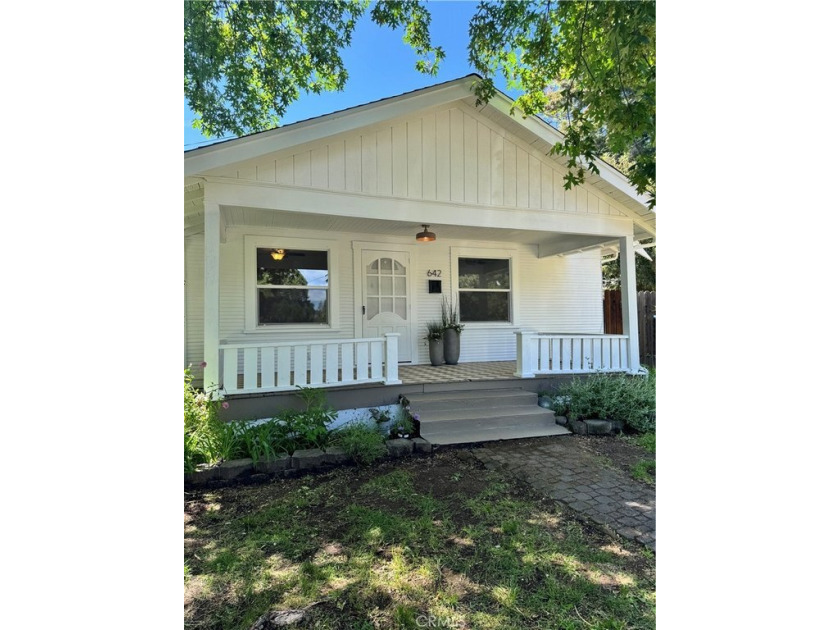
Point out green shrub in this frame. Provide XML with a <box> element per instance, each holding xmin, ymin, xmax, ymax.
<box><xmin>631</xmin><ymin>459</ymin><xmax>656</xmax><ymax>484</ymax></box>
<box><xmin>241</xmin><ymin>420</ymin><xmax>281</xmax><ymax>463</ymax></box>
<box><xmin>270</xmin><ymin>387</ymin><xmax>338</xmax><ymax>453</ymax></box>
<box><xmin>554</xmin><ymin>371</ymin><xmax>655</xmax><ymax>433</ymax></box>
<box><xmin>184</xmin><ymin>369</ymin><xmax>227</xmax><ymax>472</ymax></box>
<box><xmin>331</xmin><ymin>422</ymin><xmax>387</xmax><ymax>465</ymax></box>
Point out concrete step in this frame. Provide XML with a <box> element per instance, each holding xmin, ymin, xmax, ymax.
<box><xmin>405</xmin><ymin>386</ymin><xmax>566</xmax><ymax>446</ymax></box>
<box><xmin>407</xmin><ymin>389</ymin><xmax>538</xmax><ymax>414</ymax></box>
<box><xmin>422</xmin><ymin>423</ymin><xmax>571</xmax><ymax>446</ymax></box>
<box><xmin>416</xmin><ymin>405</ymin><xmax>555</xmax><ymax>425</ymax></box>
<box><xmin>420</xmin><ymin>410</ymin><xmax>559</xmax><ymax>435</ymax></box>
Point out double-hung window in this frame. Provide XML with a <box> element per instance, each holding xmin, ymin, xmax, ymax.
<box><xmin>458</xmin><ymin>257</ymin><xmax>511</xmax><ymax>322</ymax></box>
<box><xmin>255</xmin><ymin>248</ymin><xmax>329</xmax><ymax>325</ymax></box>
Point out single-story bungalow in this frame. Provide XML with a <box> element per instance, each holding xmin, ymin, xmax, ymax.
<box><xmin>184</xmin><ymin>74</ymin><xmax>655</xmax><ymax>416</ymax></box>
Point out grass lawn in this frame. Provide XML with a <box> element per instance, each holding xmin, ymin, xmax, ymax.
<box><xmin>185</xmin><ymin>450</ymin><xmax>655</xmax><ymax>629</ymax></box>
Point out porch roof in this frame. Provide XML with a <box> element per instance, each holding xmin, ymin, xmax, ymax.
<box><xmin>214</xmin><ymin>205</ymin><xmax>622</xmax><ymax>256</ymax></box>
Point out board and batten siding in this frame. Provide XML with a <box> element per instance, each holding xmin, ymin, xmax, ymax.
<box><xmin>221</xmin><ymin>102</ymin><xmax>627</xmax><ymax>219</ymax></box>
<box><xmin>185</xmin><ymin>225</ymin><xmax>604</xmax><ymax>376</ymax></box>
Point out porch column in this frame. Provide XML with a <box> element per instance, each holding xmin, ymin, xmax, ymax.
<box><xmin>619</xmin><ymin>235</ymin><xmax>641</xmax><ymax>372</ymax></box>
<box><xmin>514</xmin><ymin>331</ymin><xmax>536</xmax><ymax>378</ymax></box>
<box><xmin>384</xmin><ymin>333</ymin><xmax>402</xmax><ymax>385</ymax></box>
<box><xmin>203</xmin><ymin>202</ymin><xmax>221</xmax><ymax>391</ymax></box>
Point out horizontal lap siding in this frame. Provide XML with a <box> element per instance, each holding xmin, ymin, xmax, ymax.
<box><xmin>519</xmin><ymin>249</ymin><xmax>603</xmax><ymax>334</ymax></box>
<box><xmin>413</xmin><ymin>241</ymin><xmax>603</xmax><ymax>363</ymax></box>
<box><xmin>184</xmin><ymin>234</ymin><xmax>205</xmax><ymax>381</ymax></box>
<box><xmin>186</xmin><ymin>229</ymin><xmax>604</xmax><ymax>370</ymax></box>
<box><xmin>219</xmin><ymin>104</ymin><xmax>628</xmax><ymax>218</ymax></box>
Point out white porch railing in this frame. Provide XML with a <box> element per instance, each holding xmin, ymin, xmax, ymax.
<box><xmin>514</xmin><ymin>332</ymin><xmax>632</xmax><ymax>378</ymax></box>
<box><xmin>218</xmin><ymin>333</ymin><xmax>401</xmax><ymax>395</ymax></box>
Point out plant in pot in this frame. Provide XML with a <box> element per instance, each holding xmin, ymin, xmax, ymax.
<box><xmin>425</xmin><ymin>321</ymin><xmax>445</xmax><ymax>366</ymax></box>
<box><xmin>441</xmin><ymin>295</ymin><xmax>465</xmax><ymax>365</ymax></box>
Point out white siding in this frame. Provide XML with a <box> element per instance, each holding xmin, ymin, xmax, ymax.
<box><xmin>185</xmin><ymin>226</ymin><xmax>604</xmax><ymax>368</ymax></box>
<box><xmin>184</xmin><ymin>234</ymin><xmax>205</xmax><ymax>380</ymax></box>
<box><xmin>211</xmin><ymin>102</ymin><xmax>629</xmax><ymax>218</ymax></box>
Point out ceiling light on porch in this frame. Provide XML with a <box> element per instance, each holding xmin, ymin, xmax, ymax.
<box><xmin>270</xmin><ymin>249</ymin><xmax>286</xmax><ymax>260</ymax></box>
<box><xmin>416</xmin><ymin>225</ymin><xmax>436</xmax><ymax>242</ymax></box>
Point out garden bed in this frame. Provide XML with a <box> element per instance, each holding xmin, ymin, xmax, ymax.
<box><xmin>185</xmin><ymin>437</ymin><xmax>432</xmax><ymax>488</ymax></box>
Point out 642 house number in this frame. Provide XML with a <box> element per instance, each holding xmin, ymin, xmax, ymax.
<box><xmin>426</xmin><ymin>269</ymin><xmax>442</xmax><ymax>277</ymax></box>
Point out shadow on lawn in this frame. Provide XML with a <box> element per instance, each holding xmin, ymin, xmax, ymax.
<box><xmin>184</xmin><ymin>452</ymin><xmax>655</xmax><ymax>630</ymax></box>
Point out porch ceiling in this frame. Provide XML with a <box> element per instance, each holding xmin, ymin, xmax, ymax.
<box><xmin>221</xmin><ymin>205</ymin><xmax>618</xmax><ymax>252</ymax></box>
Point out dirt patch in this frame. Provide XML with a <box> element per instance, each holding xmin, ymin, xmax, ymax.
<box><xmin>576</xmin><ymin>435</ymin><xmax>655</xmax><ymax>484</ymax></box>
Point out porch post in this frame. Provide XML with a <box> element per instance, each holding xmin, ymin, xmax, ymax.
<box><xmin>619</xmin><ymin>235</ymin><xmax>641</xmax><ymax>372</ymax></box>
<box><xmin>203</xmin><ymin>202</ymin><xmax>221</xmax><ymax>392</ymax></box>
<box><xmin>514</xmin><ymin>331</ymin><xmax>535</xmax><ymax>378</ymax></box>
<box><xmin>384</xmin><ymin>333</ymin><xmax>402</xmax><ymax>385</ymax></box>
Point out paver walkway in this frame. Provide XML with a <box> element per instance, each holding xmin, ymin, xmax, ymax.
<box><xmin>472</xmin><ymin>437</ymin><xmax>656</xmax><ymax>551</ymax></box>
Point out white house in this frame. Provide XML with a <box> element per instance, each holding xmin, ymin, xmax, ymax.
<box><xmin>184</xmin><ymin>75</ymin><xmax>656</xmax><ymax>406</ymax></box>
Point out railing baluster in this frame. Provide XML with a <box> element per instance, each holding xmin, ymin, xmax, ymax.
<box><xmin>260</xmin><ymin>347</ymin><xmax>275</xmax><ymax>389</ymax></box>
<box><xmin>243</xmin><ymin>348</ymin><xmax>258</xmax><ymax>390</ymax></box>
<box><xmin>223</xmin><ymin>347</ymin><xmax>238</xmax><ymax>392</ymax></box>
<box><xmin>370</xmin><ymin>340</ymin><xmax>383</xmax><ymax>380</ymax></box>
<box><xmin>277</xmin><ymin>347</ymin><xmax>291</xmax><ymax>388</ymax></box>
<box><xmin>551</xmin><ymin>338</ymin><xmax>560</xmax><ymax>371</ymax></box>
<box><xmin>592</xmin><ymin>338</ymin><xmax>602</xmax><ymax>371</ymax></box>
<box><xmin>340</xmin><ymin>343</ymin><xmax>354</xmax><ymax>382</ymax></box>
<box><xmin>310</xmin><ymin>345</ymin><xmax>324</xmax><ymax>386</ymax></box>
<box><xmin>356</xmin><ymin>341</ymin><xmax>369</xmax><ymax>380</ymax></box>
<box><xmin>293</xmin><ymin>345</ymin><xmax>308</xmax><ymax>385</ymax></box>
<box><xmin>325</xmin><ymin>344</ymin><xmax>338</xmax><ymax>384</ymax></box>
<box><xmin>539</xmin><ymin>337</ymin><xmax>550</xmax><ymax>371</ymax></box>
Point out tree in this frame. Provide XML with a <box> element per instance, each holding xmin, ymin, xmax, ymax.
<box><xmin>184</xmin><ymin>1</ymin><xmax>655</xmax><ymax>207</ymax></box>
<box><xmin>468</xmin><ymin>1</ymin><xmax>655</xmax><ymax>208</ymax></box>
<box><xmin>602</xmin><ymin>245</ymin><xmax>655</xmax><ymax>291</ymax></box>
<box><xmin>184</xmin><ymin>0</ymin><xmax>442</xmax><ymax>137</ymax></box>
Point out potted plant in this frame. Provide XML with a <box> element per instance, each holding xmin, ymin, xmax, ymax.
<box><xmin>425</xmin><ymin>321</ymin><xmax>445</xmax><ymax>366</ymax></box>
<box><xmin>441</xmin><ymin>296</ymin><xmax>465</xmax><ymax>365</ymax></box>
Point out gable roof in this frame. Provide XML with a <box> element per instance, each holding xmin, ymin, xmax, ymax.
<box><xmin>185</xmin><ymin>74</ymin><xmax>655</xmax><ymax>239</ymax></box>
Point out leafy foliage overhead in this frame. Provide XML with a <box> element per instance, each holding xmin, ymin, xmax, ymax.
<box><xmin>184</xmin><ymin>1</ymin><xmax>654</xmax><ymax>208</ymax></box>
<box><xmin>468</xmin><ymin>1</ymin><xmax>656</xmax><ymax>208</ymax></box>
<box><xmin>184</xmin><ymin>0</ymin><xmax>443</xmax><ymax>137</ymax></box>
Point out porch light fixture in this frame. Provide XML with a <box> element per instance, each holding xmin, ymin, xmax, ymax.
<box><xmin>416</xmin><ymin>225</ymin><xmax>436</xmax><ymax>242</ymax></box>
<box><xmin>270</xmin><ymin>249</ymin><xmax>286</xmax><ymax>261</ymax></box>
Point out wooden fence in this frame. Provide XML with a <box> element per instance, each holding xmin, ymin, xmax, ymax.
<box><xmin>603</xmin><ymin>290</ymin><xmax>656</xmax><ymax>368</ymax></box>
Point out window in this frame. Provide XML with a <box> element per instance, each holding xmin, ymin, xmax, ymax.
<box><xmin>256</xmin><ymin>248</ymin><xmax>329</xmax><ymax>325</ymax></box>
<box><xmin>458</xmin><ymin>257</ymin><xmax>511</xmax><ymax>322</ymax></box>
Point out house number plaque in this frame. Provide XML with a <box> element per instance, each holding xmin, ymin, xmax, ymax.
<box><xmin>426</xmin><ymin>269</ymin><xmax>442</xmax><ymax>277</ymax></box>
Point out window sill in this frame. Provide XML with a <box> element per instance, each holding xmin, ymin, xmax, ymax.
<box><xmin>242</xmin><ymin>325</ymin><xmax>343</xmax><ymax>334</ymax></box>
<box><xmin>460</xmin><ymin>322</ymin><xmax>517</xmax><ymax>330</ymax></box>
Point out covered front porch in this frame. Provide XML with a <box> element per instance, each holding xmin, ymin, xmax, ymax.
<box><xmin>192</xmin><ymin>194</ymin><xmax>646</xmax><ymax>402</ymax></box>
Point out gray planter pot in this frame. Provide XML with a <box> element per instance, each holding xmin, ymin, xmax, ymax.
<box><xmin>429</xmin><ymin>338</ymin><xmax>444</xmax><ymax>365</ymax></box>
<box><xmin>443</xmin><ymin>329</ymin><xmax>460</xmax><ymax>365</ymax></box>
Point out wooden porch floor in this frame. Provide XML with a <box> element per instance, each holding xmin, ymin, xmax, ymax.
<box><xmin>398</xmin><ymin>361</ymin><xmax>517</xmax><ymax>385</ymax></box>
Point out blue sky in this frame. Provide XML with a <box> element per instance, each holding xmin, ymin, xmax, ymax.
<box><xmin>184</xmin><ymin>1</ymin><xmax>515</xmax><ymax>149</ymax></box>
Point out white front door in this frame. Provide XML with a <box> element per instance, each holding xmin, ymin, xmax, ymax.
<box><xmin>361</xmin><ymin>249</ymin><xmax>412</xmax><ymax>362</ymax></box>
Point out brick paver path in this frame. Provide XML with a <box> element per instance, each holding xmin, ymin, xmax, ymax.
<box><xmin>473</xmin><ymin>437</ymin><xmax>656</xmax><ymax>551</ymax></box>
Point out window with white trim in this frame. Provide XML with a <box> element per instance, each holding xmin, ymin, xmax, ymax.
<box><xmin>256</xmin><ymin>248</ymin><xmax>329</xmax><ymax>325</ymax></box>
<box><xmin>458</xmin><ymin>257</ymin><xmax>511</xmax><ymax>322</ymax></box>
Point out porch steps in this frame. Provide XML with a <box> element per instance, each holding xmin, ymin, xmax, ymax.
<box><xmin>406</xmin><ymin>388</ymin><xmax>570</xmax><ymax>446</ymax></box>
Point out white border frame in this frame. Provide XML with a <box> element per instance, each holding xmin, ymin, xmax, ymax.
<box><xmin>352</xmin><ymin>240</ymin><xmax>419</xmax><ymax>364</ymax></box>
<box><xmin>449</xmin><ymin>246</ymin><xmax>520</xmax><ymax>328</ymax></box>
<box><xmin>243</xmin><ymin>234</ymin><xmax>339</xmax><ymax>333</ymax></box>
